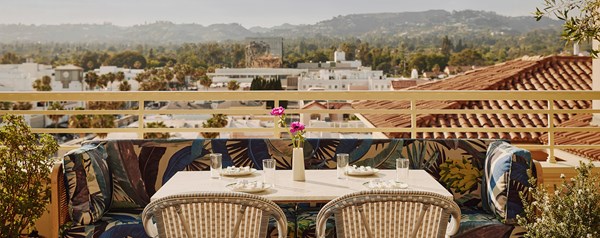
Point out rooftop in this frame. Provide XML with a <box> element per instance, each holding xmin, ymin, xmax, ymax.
<box><xmin>353</xmin><ymin>55</ymin><xmax>593</xmax><ymax>144</ymax></box>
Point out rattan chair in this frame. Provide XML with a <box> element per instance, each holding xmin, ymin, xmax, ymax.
<box><xmin>316</xmin><ymin>190</ymin><xmax>461</xmax><ymax>238</ymax></box>
<box><xmin>142</xmin><ymin>192</ymin><xmax>288</xmax><ymax>238</ymax></box>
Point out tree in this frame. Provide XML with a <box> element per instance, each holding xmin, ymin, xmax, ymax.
<box><xmin>91</xmin><ymin>115</ymin><xmax>115</xmax><ymax>139</ymax></box>
<box><xmin>144</xmin><ymin>121</ymin><xmax>171</xmax><ymax>139</ymax></box>
<box><xmin>84</xmin><ymin>71</ymin><xmax>99</xmax><ymax>90</ymax></box>
<box><xmin>47</xmin><ymin>101</ymin><xmax>65</xmax><ymax>128</ymax></box>
<box><xmin>227</xmin><ymin>80</ymin><xmax>240</xmax><ymax>91</ymax></box>
<box><xmin>119</xmin><ymin>80</ymin><xmax>131</xmax><ymax>91</ymax></box>
<box><xmin>0</xmin><ymin>102</ymin><xmax>13</xmax><ymax>110</ymax></box>
<box><xmin>0</xmin><ymin>115</ymin><xmax>58</xmax><ymax>237</ymax></box>
<box><xmin>68</xmin><ymin>107</ymin><xmax>91</xmax><ymax>138</ymax></box>
<box><xmin>448</xmin><ymin>48</ymin><xmax>486</xmax><ymax>66</ymax></box>
<box><xmin>535</xmin><ymin>0</ymin><xmax>600</xmax><ymax>57</ymax></box>
<box><xmin>32</xmin><ymin>75</ymin><xmax>52</xmax><ymax>92</ymax></box>
<box><xmin>0</xmin><ymin>52</ymin><xmax>22</xmax><ymax>64</ymax></box>
<box><xmin>199</xmin><ymin>75</ymin><xmax>212</xmax><ymax>91</ymax></box>
<box><xmin>105</xmin><ymin>51</ymin><xmax>147</xmax><ymax>68</ymax></box>
<box><xmin>12</xmin><ymin>102</ymin><xmax>32</xmax><ymax>110</ymax></box>
<box><xmin>441</xmin><ymin>35</ymin><xmax>453</xmax><ymax>56</ymax></box>
<box><xmin>201</xmin><ymin>114</ymin><xmax>228</xmax><ymax>138</ymax></box>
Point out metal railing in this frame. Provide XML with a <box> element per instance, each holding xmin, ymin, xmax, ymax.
<box><xmin>1</xmin><ymin>90</ymin><xmax>599</xmax><ymax>163</ymax></box>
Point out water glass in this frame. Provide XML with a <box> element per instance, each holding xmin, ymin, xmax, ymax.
<box><xmin>337</xmin><ymin>153</ymin><xmax>349</xmax><ymax>179</ymax></box>
<box><xmin>210</xmin><ymin>153</ymin><xmax>222</xmax><ymax>179</ymax></box>
<box><xmin>263</xmin><ymin>159</ymin><xmax>276</xmax><ymax>186</ymax></box>
<box><xmin>396</xmin><ymin>158</ymin><xmax>409</xmax><ymax>188</ymax></box>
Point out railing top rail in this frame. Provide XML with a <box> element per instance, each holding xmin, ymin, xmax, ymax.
<box><xmin>0</xmin><ymin>90</ymin><xmax>599</xmax><ymax>101</ymax></box>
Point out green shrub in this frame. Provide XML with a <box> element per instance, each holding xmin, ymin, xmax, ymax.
<box><xmin>0</xmin><ymin>114</ymin><xmax>59</xmax><ymax>237</ymax></box>
<box><xmin>518</xmin><ymin>161</ymin><xmax>600</xmax><ymax>238</ymax></box>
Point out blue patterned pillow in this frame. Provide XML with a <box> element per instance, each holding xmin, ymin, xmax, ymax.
<box><xmin>482</xmin><ymin>141</ymin><xmax>534</xmax><ymax>224</ymax></box>
<box><xmin>63</xmin><ymin>143</ymin><xmax>112</xmax><ymax>225</ymax></box>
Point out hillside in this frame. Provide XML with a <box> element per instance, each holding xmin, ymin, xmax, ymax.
<box><xmin>0</xmin><ymin>10</ymin><xmax>561</xmax><ymax>44</ymax></box>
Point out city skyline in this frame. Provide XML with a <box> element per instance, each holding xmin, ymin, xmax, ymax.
<box><xmin>1</xmin><ymin>0</ymin><xmax>542</xmax><ymax>28</ymax></box>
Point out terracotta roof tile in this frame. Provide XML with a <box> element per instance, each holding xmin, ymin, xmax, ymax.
<box><xmin>540</xmin><ymin>115</ymin><xmax>600</xmax><ymax>161</ymax></box>
<box><xmin>353</xmin><ymin>55</ymin><xmax>593</xmax><ymax>145</ymax></box>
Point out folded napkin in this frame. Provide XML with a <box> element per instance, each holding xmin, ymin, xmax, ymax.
<box><xmin>347</xmin><ymin>165</ymin><xmax>374</xmax><ymax>173</ymax></box>
<box><xmin>224</xmin><ymin>166</ymin><xmax>251</xmax><ymax>174</ymax></box>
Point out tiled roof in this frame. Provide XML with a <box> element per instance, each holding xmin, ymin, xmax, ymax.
<box><xmin>353</xmin><ymin>56</ymin><xmax>592</xmax><ymax>143</ymax></box>
<box><xmin>539</xmin><ymin>114</ymin><xmax>600</xmax><ymax>161</ymax></box>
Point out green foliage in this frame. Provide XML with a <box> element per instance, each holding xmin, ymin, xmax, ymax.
<box><xmin>32</xmin><ymin>75</ymin><xmax>52</xmax><ymax>92</ymax></box>
<box><xmin>518</xmin><ymin>161</ymin><xmax>600</xmax><ymax>238</ymax></box>
<box><xmin>0</xmin><ymin>52</ymin><xmax>23</xmax><ymax>64</ymax></box>
<box><xmin>448</xmin><ymin>48</ymin><xmax>486</xmax><ymax>66</ymax></box>
<box><xmin>106</xmin><ymin>51</ymin><xmax>147</xmax><ymax>68</ymax></box>
<box><xmin>144</xmin><ymin>121</ymin><xmax>171</xmax><ymax>139</ymax></box>
<box><xmin>250</xmin><ymin>77</ymin><xmax>287</xmax><ymax>109</ymax></box>
<box><xmin>227</xmin><ymin>80</ymin><xmax>240</xmax><ymax>91</ymax></box>
<box><xmin>201</xmin><ymin>114</ymin><xmax>227</xmax><ymax>139</ymax></box>
<box><xmin>0</xmin><ymin>114</ymin><xmax>59</xmax><ymax>237</ymax></box>
<box><xmin>534</xmin><ymin>0</ymin><xmax>600</xmax><ymax>57</ymax></box>
<box><xmin>47</xmin><ymin>101</ymin><xmax>65</xmax><ymax>128</ymax></box>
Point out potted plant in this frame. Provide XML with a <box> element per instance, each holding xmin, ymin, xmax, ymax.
<box><xmin>518</xmin><ymin>161</ymin><xmax>600</xmax><ymax>237</ymax></box>
<box><xmin>0</xmin><ymin>114</ymin><xmax>59</xmax><ymax>237</ymax></box>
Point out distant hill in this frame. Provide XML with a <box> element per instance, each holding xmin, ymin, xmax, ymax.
<box><xmin>0</xmin><ymin>10</ymin><xmax>561</xmax><ymax>44</ymax></box>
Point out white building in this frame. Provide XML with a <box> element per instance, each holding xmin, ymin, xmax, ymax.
<box><xmin>296</xmin><ymin>50</ymin><xmax>391</xmax><ymax>91</ymax></box>
<box><xmin>0</xmin><ymin>63</ymin><xmax>54</xmax><ymax>91</ymax></box>
<box><xmin>207</xmin><ymin>68</ymin><xmax>308</xmax><ymax>89</ymax></box>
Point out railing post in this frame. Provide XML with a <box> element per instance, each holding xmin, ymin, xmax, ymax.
<box><xmin>138</xmin><ymin>100</ymin><xmax>144</xmax><ymax>139</ymax></box>
<box><xmin>410</xmin><ymin>99</ymin><xmax>417</xmax><ymax>138</ymax></box>
<box><xmin>547</xmin><ymin>100</ymin><xmax>556</xmax><ymax>163</ymax></box>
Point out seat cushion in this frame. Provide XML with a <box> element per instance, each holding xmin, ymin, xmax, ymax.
<box><xmin>62</xmin><ymin>211</ymin><xmax>149</xmax><ymax>238</ymax></box>
<box><xmin>482</xmin><ymin>141</ymin><xmax>535</xmax><ymax>223</ymax></box>
<box><xmin>63</xmin><ymin>143</ymin><xmax>112</xmax><ymax>225</ymax></box>
<box><xmin>455</xmin><ymin>207</ymin><xmax>505</xmax><ymax>236</ymax></box>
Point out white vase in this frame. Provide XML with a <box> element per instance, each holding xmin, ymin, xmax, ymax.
<box><xmin>292</xmin><ymin>147</ymin><xmax>305</xmax><ymax>181</ymax></box>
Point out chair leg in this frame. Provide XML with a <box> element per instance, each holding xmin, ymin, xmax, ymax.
<box><xmin>232</xmin><ymin>205</ymin><xmax>248</xmax><ymax>238</ymax></box>
<box><xmin>357</xmin><ymin>206</ymin><xmax>373</xmax><ymax>238</ymax></box>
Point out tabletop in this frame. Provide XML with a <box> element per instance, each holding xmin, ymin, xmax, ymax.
<box><xmin>152</xmin><ymin>169</ymin><xmax>452</xmax><ymax>203</ymax></box>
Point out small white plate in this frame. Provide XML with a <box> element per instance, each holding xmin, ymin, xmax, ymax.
<box><xmin>226</xmin><ymin>181</ymin><xmax>271</xmax><ymax>193</ymax></box>
<box><xmin>363</xmin><ymin>179</ymin><xmax>408</xmax><ymax>189</ymax></box>
<box><xmin>346</xmin><ymin>168</ymin><xmax>379</xmax><ymax>176</ymax></box>
<box><xmin>221</xmin><ymin>168</ymin><xmax>257</xmax><ymax>176</ymax></box>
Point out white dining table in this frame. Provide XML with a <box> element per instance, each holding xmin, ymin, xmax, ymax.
<box><xmin>151</xmin><ymin>169</ymin><xmax>453</xmax><ymax>203</ymax></box>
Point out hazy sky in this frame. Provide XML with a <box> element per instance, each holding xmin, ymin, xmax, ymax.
<box><xmin>0</xmin><ymin>0</ymin><xmax>542</xmax><ymax>28</ymax></box>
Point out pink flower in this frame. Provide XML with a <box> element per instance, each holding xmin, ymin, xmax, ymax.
<box><xmin>270</xmin><ymin>106</ymin><xmax>285</xmax><ymax>116</ymax></box>
<box><xmin>290</xmin><ymin>121</ymin><xmax>305</xmax><ymax>134</ymax></box>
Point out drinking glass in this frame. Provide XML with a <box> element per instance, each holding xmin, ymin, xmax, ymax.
<box><xmin>337</xmin><ymin>153</ymin><xmax>349</xmax><ymax>179</ymax></box>
<box><xmin>396</xmin><ymin>158</ymin><xmax>409</xmax><ymax>188</ymax></box>
<box><xmin>263</xmin><ymin>159</ymin><xmax>276</xmax><ymax>186</ymax></box>
<box><xmin>210</xmin><ymin>153</ymin><xmax>222</xmax><ymax>179</ymax></box>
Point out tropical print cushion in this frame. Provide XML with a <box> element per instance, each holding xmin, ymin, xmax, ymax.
<box><xmin>482</xmin><ymin>141</ymin><xmax>535</xmax><ymax>224</ymax></box>
<box><xmin>63</xmin><ymin>143</ymin><xmax>112</xmax><ymax>225</ymax></box>
<box><xmin>401</xmin><ymin>139</ymin><xmax>492</xmax><ymax>208</ymax></box>
<box><xmin>62</xmin><ymin>211</ymin><xmax>149</xmax><ymax>238</ymax></box>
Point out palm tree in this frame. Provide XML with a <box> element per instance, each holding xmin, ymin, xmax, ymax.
<box><xmin>0</xmin><ymin>101</ymin><xmax>13</xmax><ymax>110</ymax></box>
<box><xmin>32</xmin><ymin>75</ymin><xmax>52</xmax><ymax>92</ymax></box>
<box><xmin>97</xmin><ymin>74</ymin><xmax>109</xmax><ymax>90</ymax></box>
<box><xmin>84</xmin><ymin>71</ymin><xmax>99</xmax><ymax>90</ymax></box>
<box><xmin>105</xmin><ymin>72</ymin><xmax>116</xmax><ymax>90</ymax></box>
<box><xmin>199</xmin><ymin>75</ymin><xmax>212</xmax><ymax>91</ymax></box>
<box><xmin>227</xmin><ymin>80</ymin><xmax>240</xmax><ymax>91</ymax></box>
<box><xmin>144</xmin><ymin>121</ymin><xmax>171</xmax><ymax>139</ymax></box>
<box><xmin>47</xmin><ymin>101</ymin><xmax>65</xmax><ymax>128</ymax></box>
<box><xmin>91</xmin><ymin>115</ymin><xmax>115</xmax><ymax>139</ymax></box>
<box><xmin>68</xmin><ymin>107</ymin><xmax>91</xmax><ymax>138</ymax></box>
<box><xmin>201</xmin><ymin>114</ymin><xmax>227</xmax><ymax>138</ymax></box>
<box><xmin>12</xmin><ymin>102</ymin><xmax>32</xmax><ymax>110</ymax></box>
<box><xmin>115</xmin><ymin>72</ymin><xmax>125</xmax><ymax>82</ymax></box>
<box><xmin>119</xmin><ymin>80</ymin><xmax>131</xmax><ymax>91</ymax></box>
